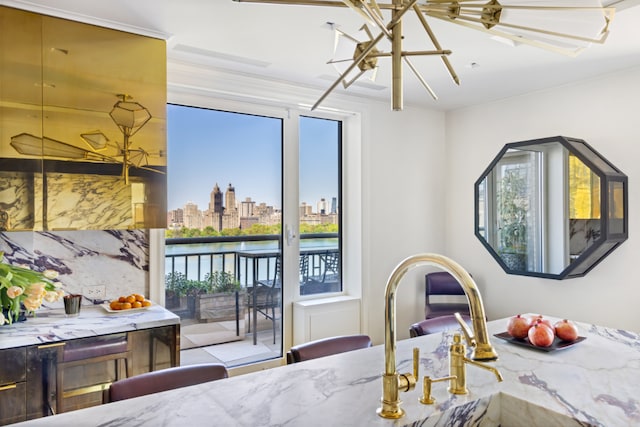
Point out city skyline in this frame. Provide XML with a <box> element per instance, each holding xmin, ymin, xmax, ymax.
<box><xmin>167</xmin><ymin>105</ymin><xmax>339</xmax><ymax>211</ymax></box>
<box><xmin>171</xmin><ymin>182</ymin><xmax>336</xmax><ymax>214</ymax></box>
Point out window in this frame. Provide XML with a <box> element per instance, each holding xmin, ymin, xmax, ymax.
<box><xmin>162</xmin><ymin>103</ymin><xmax>343</xmax><ymax>367</ymax></box>
<box><xmin>299</xmin><ymin>116</ymin><xmax>342</xmax><ymax>295</ymax></box>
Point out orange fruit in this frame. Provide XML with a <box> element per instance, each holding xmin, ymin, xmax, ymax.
<box><xmin>118</xmin><ymin>296</ymin><xmax>126</xmax><ymax>303</ymax></box>
<box><xmin>141</xmin><ymin>300</ymin><xmax>152</xmax><ymax>307</ymax></box>
<box><xmin>110</xmin><ymin>301</ymin><xmax>121</xmax><ymax>310</ymax></box>
<box><xmin>125</xmin><ymin>295</ymin><xmax>136</xmax><ymax>304</ymax></box>
<box><xmin>132</xmin><ymin>301</ymin><xmax>142</xmax><ymax>309</ymax></box>
<box><xmin>121</xmin><ymin>302</ymin><xmax>132</xmax><ymax>310</ymax></box>
<box><xmin>134</xmin><ymin>294</ymin><xmax>145</xmax><ymax>302</ymax></box>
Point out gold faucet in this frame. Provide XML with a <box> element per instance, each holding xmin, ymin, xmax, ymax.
<box><xmin>448</xmin><ymin>333</ymin><xmax>503</xmax><ymax>395</ymax></box>
<box><xmin>377</xmin><ymin>253</ymin><xmax>499</xmax><ymax>419</ymax></box>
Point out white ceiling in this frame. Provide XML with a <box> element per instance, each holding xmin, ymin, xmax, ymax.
<box><xmin>4</xmin><ymin>0</ymin><xmax>640</xmax><ymax>111</ymax></box>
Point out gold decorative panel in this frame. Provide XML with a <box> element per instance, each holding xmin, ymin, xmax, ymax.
<box><xmin>0</xmin><ymin>6</ymin><xmax>166</xmax><ymax>230</ymax></box>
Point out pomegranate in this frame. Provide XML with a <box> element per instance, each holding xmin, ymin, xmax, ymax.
<box><xmin>507</xmin><ymin>314</ymin><xmax>532</xmax><ymax>339</ymax></box>
<box><xmin>532</xmin><ymin>314</ymin><xmax>553</xmax><ymax>330</ymax></box>
<box><xmin>528</xmin><ymin>322</ymin><xmax>555</xmax><ymax>347</ymax></box>
<box><xmin>554</xmin><ymin>319</ymin><xmax>579</xmax><ymax>342</ymax></box>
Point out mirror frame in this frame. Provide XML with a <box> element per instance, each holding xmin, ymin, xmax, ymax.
<box><xmin>475</xmin><ymin>135</ymin><xmax>628</xmax><ymax>279</ymax></box>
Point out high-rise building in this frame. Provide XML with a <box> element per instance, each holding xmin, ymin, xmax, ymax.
<box><xmin>183</xmin><ymin>202</ymin><xmax>203</xmax><ymax>229</ymax></box>
<box><xmin>222</xmin><ymin>183</ymin><xmax>239</xmax><ymax>229</ymax></box>
<box><xmin>331</xmin><ymin>197</ymin><xmax>337</xmax><ymax>214</ymax></box>
<box><xmin>209</xmin><ymin>183</ymin><xmax>223</xmax><ymax>213</ymax></box>
<box><xmin>240</xmin><ymin>197</ymin><xmax>255</xmax><ymax>218</ymax></box>
<box><xmin>317</xmin><ymin>198</ymin><xmax>328</xmax><ymax>215</ymax></box>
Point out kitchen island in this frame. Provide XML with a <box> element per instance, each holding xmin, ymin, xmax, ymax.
<box><xmin>10</xmin><ymin>315</ymin><xmax>640</xmax><ymax>426</ymax></box>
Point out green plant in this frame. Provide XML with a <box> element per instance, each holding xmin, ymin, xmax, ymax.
<box><xmin>165</xmin><ymin>272</ymin><xmax>188</xmax><ymax>296</ymax></box>
<box><xmin>497</xmin><ymin>168</ymin><xmax>528</xmax><ymax>253</ymax></box>
<box><xmin>205</xmin><ymin>271</ymin><xmax>241</xmax><ymax>293</ymax></box>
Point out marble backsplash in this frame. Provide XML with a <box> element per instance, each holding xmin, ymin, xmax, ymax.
<box><xmin>0</xmin><ymin>230</ymin><xmax>148</xmax><ymax>307</ymax></box>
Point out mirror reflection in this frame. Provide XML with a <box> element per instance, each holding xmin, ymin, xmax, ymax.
<box><xmin>475</xmin><ymin>136</ymin><xmax>627</xmax><ymax>279</ymax></box>
<box><xmin>0</xmin><ymin>6</ymin><xmax>166</xmax><ymax>230</ymax></box>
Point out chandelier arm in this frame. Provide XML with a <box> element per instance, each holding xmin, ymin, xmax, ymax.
<box><xmin>342</xmin><ymin>68</ymin><xmax>368</xmax><ymax>88</ymax></box>
<box><xmin>335</xmin><ymin>28</ymin><xmax>362</xmax><ymax>44</ymax></box>
<box><xmin>342</xmin><ymin>0</ymin><xmax>377</xmax><ymax>24</ymax></box>
<box><xmin>312</xmin><ymin>31</ymin><xmax>386</xmax><ymax>110</ymax></box>
<box><xmin>426</xmin><ymin>11</ymin><xmax>610</xmax><ymax>44</ymax></box>
<box><xmin>453</xmin><ymin>4</ymin><xmax>614</xmax><ymax>12</ymax></box>
<box><xmin>312</xmin><ymin>0</ymin><xmax>418</xmax><ymax>110</ymax></box>
<box><xmin>369</xmin><ymin>0</ymin><xmax>384</xmax><ymax>19</ymax></box>
<box><xmin>233</xmin><ymin>0</ymin><xmax>398</xmax><ymax>9</ymax></box>
<box><xmin>425</xmin><ymin>13</ymin><xmax>583</xmax><ymax>57</ymax></box>
<box><xmin>403</xmin><ymin>57</ymin><xmax>438</xmax><ymax>100</ymax></box>
<box><xmin>360</xmin><ymin>2</ymin><xmax>392</xmax><ymax>39</ymax></box>
<box><xmin>412</xmin><ymin>3</ymin><xmax>459</xmax><ymax>85</ymax></box>
<box><xmin>402</xmin><ymin>50</ymin><xmax>452</xmax><ymax>56</ymax></box>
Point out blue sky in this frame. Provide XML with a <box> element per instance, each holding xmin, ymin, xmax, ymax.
<box><xmin>167</xmin><ymin>105</ymin><xmax>339</xmax><ymax>212</ymax></box>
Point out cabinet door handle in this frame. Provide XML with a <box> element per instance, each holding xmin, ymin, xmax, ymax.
<box><xmin>0</xmin><ymin>383</ymin><xmax>17</xmax><ymax>391</ymax></box>
<box><xmin>37</xmin><ymin>342</ymin><xmax>65</xmax><ymax>349</ymax></box>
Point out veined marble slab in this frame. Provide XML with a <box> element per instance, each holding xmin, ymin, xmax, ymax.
<box><xmin>0</xmin><ymin>229</ymin><xmax>148</xmax><ymax>299</ymax></box>
<box><xmin>10</xmin><ymin>316</ymin><xmax>640</xmax><ymax>426</ymax></box>
<box><xmin>0</xmin><ymin>304</ymin><xmax>179</xmax><ymax>349</ymax></box>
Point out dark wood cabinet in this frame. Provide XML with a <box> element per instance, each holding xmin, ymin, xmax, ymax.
<box><xmin>0</xmin><ymin>347</ymin><xmax>27</xmax><ymax>424</ymax></box>
<box><xmin>0</xmin><ymin>324</ymin><xmax>179</xmax><ymax>425</ymax></box>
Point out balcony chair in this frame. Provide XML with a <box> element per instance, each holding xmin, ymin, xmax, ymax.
<box><xmin>56</xmin><ymin>333</ymin><xmax>132</xmax><ymax>413</ymax></box>
<box><xmin>409</xmin><ymin>314</ymin><xmax>472</xmax><ymax>338</ymax></box>
<box><xmin>107</xmin><ymin>363</ymin><xmax>228</xmax><ymax>402</ymax></box>
<box><xmin>425</xmin><ymin>271</ymin><xmax>471</xmax><ymax>319</ymax></box>
<box><xmin>286</xmin><ymin>334</ymin><xmax>372</xmax><ymax>364</ymax></box>
<box><xmin>249</xmin><ymin>257</ymin><xmax>281</xmax><ymax>344</ymax></box>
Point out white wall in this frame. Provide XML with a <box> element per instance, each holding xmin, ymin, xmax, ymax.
<box><xmin>444</xmin><ymin>66</ymin><xmax>640</xmax><ymax>332</ymax></box>
<box><xmin>360</xmin><ymin>103</ymin><xmax>446</xmax><ymax>344</ymax></box>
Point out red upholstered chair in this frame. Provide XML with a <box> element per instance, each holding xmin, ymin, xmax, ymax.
<box><xmin>425</xmin><ymin>271</ymin><xmax>471</xmax><ymax>319</ymax></box>
<box><xmin>286</xmin><ymin>334</ymin><xmax>372</xmax><ymax>364</ymax></box>
<box><xmin>409</xmin><ymin>314</ymin><xmax>472</xmax><ymax>337</ymax></box>
<box><xmin>107</xmin><ymin>363</ymin><xmax>228</xmax><ymax>402</ymax></box>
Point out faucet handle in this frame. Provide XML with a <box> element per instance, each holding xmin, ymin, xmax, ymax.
<box><xmin>454</xmin><ymin>312</ymin><xmax>475</xmax><ymax>347</ymax></box>
<box><xmin>419</xmin><ymin>375</ymin><xmax>456</xmax><ymax>404</ymax></box>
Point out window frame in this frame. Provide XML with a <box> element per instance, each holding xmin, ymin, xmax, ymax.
<box><xmin>149</xmin><ymin>92</ymin><xmax>361</xmax><ymax>370</ymax></box>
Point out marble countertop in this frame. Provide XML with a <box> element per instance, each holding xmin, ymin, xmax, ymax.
<box><xmin>0</xmin><ymin>304</ymin><xmax>180</xmax><ymax>349</ymax></box>
<box><xmin>11</xmin><ymin>315</ymin><xmax>640</xmax><ymax>426</ymax></box>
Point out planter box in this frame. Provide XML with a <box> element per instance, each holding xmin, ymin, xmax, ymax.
<box><xmin>195</xmin><ymin>290</ymin><xmax>246</xmax><ymax>322</ymax></box>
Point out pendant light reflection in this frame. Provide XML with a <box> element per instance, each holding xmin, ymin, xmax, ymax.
<box><xmin>10</xmin><ymin>95</ymin><xmax>159</xmax><ymax>185</ymax></box>
<box><xmin>109</xmin><ymin>94</ymin><xmax>152</xmax><ymax>184</ymax></box>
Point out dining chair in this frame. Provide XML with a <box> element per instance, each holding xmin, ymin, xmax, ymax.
<box><xmin>409</xmin><ymin>314</ymin><xmax>471</xmax><ymax>337</ymax></box>
<box><xmin>425</xmin><ymin>271</ymin><xmax>471</xmax><ymax>319</ymax></box>
<box><xmin>107</xmin><ymin>363</ymin><xmax>228</xmax><ymax>402</ymax></box>
<box><xmin>286</xmin><ymin>334</ymin><xmax>372</xmax><ymax>364</ymax></box>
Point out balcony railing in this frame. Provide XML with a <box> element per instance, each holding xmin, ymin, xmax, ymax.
<box><xmin>165</xmin><ymin>234</ymin><xmax>340</xmax><ymax>294</ymax></box>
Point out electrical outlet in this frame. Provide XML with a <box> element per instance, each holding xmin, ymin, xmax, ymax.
<box><xmin>82</xmin><ymin>285</ymin><xmax>106</xmax><ymax>301</ymax></box>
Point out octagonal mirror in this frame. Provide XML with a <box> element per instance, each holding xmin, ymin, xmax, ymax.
<box><xmin>475</xmin><ymin>136</ymin><xmax>627</xmax><ymax>279</ymax></box>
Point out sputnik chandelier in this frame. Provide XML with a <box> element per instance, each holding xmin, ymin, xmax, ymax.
<box><xmin>233</xmin><ymin>0</ymin><xmax>614</xmax><ymax>110</ymax></box>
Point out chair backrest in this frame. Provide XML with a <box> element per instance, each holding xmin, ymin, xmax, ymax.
<box><xmin>409</xmin><ymin>314</ymin><xmax>471</xmax><ymax>337</ymax></box>
<box><xmin>108</xmin><ymin>363</ymin><xmax>228</xmax><ymax>402</ymax></box>
<box><xmin>286</xmin><ymin>334</ymin><xmax>372</xmax><ymax>364</ymax></box>
<box><xmin>425</xmin><ymin>271</ymin><xmax>470</xmax><ymax>318</ymax></box>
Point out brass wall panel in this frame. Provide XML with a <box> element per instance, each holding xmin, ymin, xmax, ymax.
<box><xmin>0</xmin><ymin>6</ymin><xmax>166</xmax><ymax>230</ymax></box>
